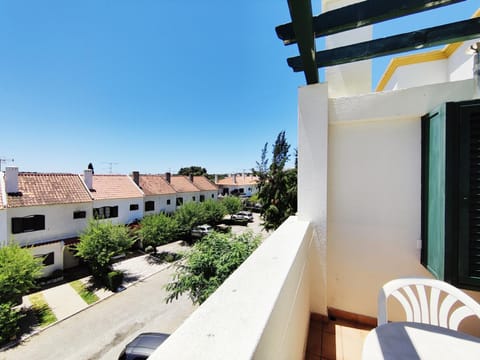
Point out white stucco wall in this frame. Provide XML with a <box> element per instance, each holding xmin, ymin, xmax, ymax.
<box><xmin>93</xmin><ymin>198</ymin><xmax>142</xmax><ymax>225</ymax></box>
<box><xmin>199</xmin><ymin>191</ymin><xmax>217</xmax><ymax>202</ymax></box>
<box><xmin>7</xmin><ymin>203</ymin><xmax>92</xmax><ymax>247</ymax></box>
<box><xmin>30</xmin><ymin>241</ymin><xmax>64</xmax><ymax>276</ymax></box>
<box><xmin>385</xmin><ymin>60</ymin><xmax>448</xmax><ymax>91</ymax></box>
<box><xmin>0</xmin><ymin>208</ymin><xmax>7</xmax><ymax>246</ymax></box>
<box><xmin>298</xmin><ymin>79</ymin><xmax>479</xmax><ymax>319</ymax></box>
<box><xmin>448</xmin><ymin>40</ymin><xmax>479</xmax><ymax>81</ymax></box>
<box><xmin>144</xmin><ymin>195</ymin><xmax>176</xmax><ymax>215</ymax></box>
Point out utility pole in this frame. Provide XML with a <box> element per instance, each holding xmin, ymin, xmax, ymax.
<box><xmin>0</xmin><ymin>157</ymin><xmax>14</xmax><ymax>172</ymax></box>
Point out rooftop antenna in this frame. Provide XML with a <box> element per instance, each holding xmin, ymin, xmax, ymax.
<box><xmin>0</xmin><ymin>157</ymin><xmax>14</xmax><ymax>172</ymax></box>
<box><xmin>103</xmin><ymin>161</ymin><xmax>119</xmax><ymax>174</ymax></box>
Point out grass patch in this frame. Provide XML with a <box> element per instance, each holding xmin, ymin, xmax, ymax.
<box><xmin>70</xmin><ymin>280</ymin><xmax>99</xmax><ymax>305</ymax></box>
<box><xmin>28</xmin><ymin>293</ymin><xmax>57</xmax><ymax>328</ymax></box>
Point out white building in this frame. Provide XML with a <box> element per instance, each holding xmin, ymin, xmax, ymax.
<box><xmin>0</xmin><ymin>175</ymin><xmax>7</xmax><ymax>246</ymax></box>
<box><xmin>131</xmin><ymin>172</ymin><xmax>177</xmax><ymax>215</ymax></box>
<box><xmin>216</xmin><ymin>174</ymin><xmax>258</xmax><ymax>197</ymax></box>
<box><xmin>84</xmin><ymin>172</ymin><xmax>144</xmax><ymax>225</ymax></box>
<box><xmin>192</xmin><ymin>175</ymin><xmax>218</xmax><ymax>202</ymax></box>
<box><xmin>2</xmin><ymin>167</ymin><xmax>93</xmax><ymax>275</ymax></box>
<box><xmin>168</xmin><ymin>174</ymin><xmax>202</xmax><ymax>206</ymax></box>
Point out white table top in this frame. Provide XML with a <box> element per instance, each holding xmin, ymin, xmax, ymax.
<box><xmin>362</xmin><ymin>322</ymin><xmax>480</xmax><ymax>359</ymax></box>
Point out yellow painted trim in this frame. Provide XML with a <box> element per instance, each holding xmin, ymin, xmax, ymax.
<box><xmin>376</xmin><ymin>8</ymin><xmax>480</xmax><ymax>92</ymax></box>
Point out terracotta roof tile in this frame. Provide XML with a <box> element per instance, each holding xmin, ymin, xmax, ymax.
<box><xmin>193</xmin><ymin>176</ymin><xmax>218</xmax><ymax>191</ymax></box>
<box><xmin>133</xmin><ymin>174</ymin><xmax>176</xmax><ymax>196</ymax></box>
<box><xmin>85</xmin><ymin>175</ymin><xmax>144</xmax><ymax>200</ymax></box>
<box><xmin>169</xmin><ymin>175</ymin><xmax>200</xmax><ymax>193</ymax></box>
<box><xmin>217</xmin><ymin>175</ymin><xmax>258</xmax><ymax>186</ymax></box>
<box><xmin>7</xmin><ymin>173</ymin><xmax>92</xmax><ymax>208</ymax></box>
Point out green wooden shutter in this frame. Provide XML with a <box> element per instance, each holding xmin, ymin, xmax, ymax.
<box><xmin>458</xmin><ymin>101</ymin><xmax>480</xmax><ymax>287</ymax></box>
<box><xmin>421</xmin><ymin>104</ymin><xmax>448</xmax><ymax>280</ymax></box>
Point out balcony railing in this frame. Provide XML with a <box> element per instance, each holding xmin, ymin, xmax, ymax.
<box><xmin>149</xmin><ymin>216</ymin><xmax>315</xmax><ymax>360</ymax></box>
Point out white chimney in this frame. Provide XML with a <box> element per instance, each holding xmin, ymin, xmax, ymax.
<box><xmin>5</xmin><ymin>166</ymin><xmax>19</xmax><ymax>193</ymax></box>
<box><xmin>214</xmin><ymin>174</ymin><xmax>218</xmax><ymax>184</ymax></box>
<box><xmin>84</xmin><ymin>169</ymin><xmax>93</xmax><ymax>190</ymax></box>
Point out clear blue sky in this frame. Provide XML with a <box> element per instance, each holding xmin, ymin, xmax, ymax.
<box><xmin>0</xmin><ymin>1</ymin><xmax>478</xmax><ymax>175</ymax></box>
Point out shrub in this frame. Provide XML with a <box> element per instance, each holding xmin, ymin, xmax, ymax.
<box><xmin>0</xmin><ymin>303</ymin><xmax>23</xmax><ymax>345</ymax></box>
<box><xmin>106</xmin><ymin>271</ymin><xmax>124</xmax><ymax>291</ymax></box>
<box><xmin>138</xmin><ymin>213</ymin><xmax>179</xmax><ymax>253</ymax></box>
<box><xmin>221</xmin><ymin>196</ymin><xmax>242</xmax><ymax>215</ymax></box>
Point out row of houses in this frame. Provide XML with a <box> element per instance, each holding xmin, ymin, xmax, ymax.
<box><xmin>0</xmin><ymin>167</ymin><xmax>219</xmax><ymax>275</ymax></box>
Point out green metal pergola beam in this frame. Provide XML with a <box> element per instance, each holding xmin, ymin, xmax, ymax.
<box><xmin>276</xmin><ymin>0</ymin><xmax>465</xmax><ymax>45</ymax></box>
<box><xmin>287</xmin><ymin>17</ymin><xmax>480</xmax><ymax>71</ymax></box>
<box><xmin>287</xmin><ymin>0</ymin><xmax>318</xmax><ymax>84</ymax></box>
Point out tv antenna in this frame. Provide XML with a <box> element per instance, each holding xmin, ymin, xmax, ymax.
<box><xmin>0</xmin><ymin>157</ymin><xmax>14</xmax><ymax>172</ymax></box>
<box><xmin>103</xmin><ymin>161</ymin><xmax>119</xmax><ymax>174</ymax></box>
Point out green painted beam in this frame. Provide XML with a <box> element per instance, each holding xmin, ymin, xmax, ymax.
<box><xmin>276</xmin><ymin>0</ymin><xmax>465</xmax><ymax>45</ymax></box>
<box><xmin>287</xmin><ymin>17</ymin><xmax>480</xmax><ymax>71</ymax></box>
<box><xmin>287</xmin><ymin>0</ymin><xmax>318</xmax><ymax>84</ymax></box>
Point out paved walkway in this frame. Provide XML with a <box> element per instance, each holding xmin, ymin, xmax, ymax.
<box><xmin>19</xmin><ymin>241</ymin><xmax>189</xmax><ymax>337</ymax></box>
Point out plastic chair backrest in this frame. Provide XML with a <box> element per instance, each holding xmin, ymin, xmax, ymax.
<box><xmin>378</xmin><ymin>278</ymin><xmax>480</xmax><ymax>330</ymax></box>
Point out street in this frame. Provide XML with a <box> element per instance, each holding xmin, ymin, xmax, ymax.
<box><xmin>1</xmin><ymin>266</ymin><xmax>196</xmax><ymax>360</ymax></box>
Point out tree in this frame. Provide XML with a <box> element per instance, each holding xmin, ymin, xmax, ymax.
<box><xmin>0</xmin><ymin>241</ymin><xmax>43</xmax><ymax>344</ymax></box>
<box><xmin>221</xmin><ymin>196</ymin><xmax>243</xmax><ymax>215</ymax></box>
<box><xmin>178</xmin><ymin>166</ymin><xmax>207</xmax><ymax>176</ymax></box>
<box><xmin>174</xmin><ymin>202</ymin><xmax>208</xmax><ymax>234</ymax></box>
<box><xmin>165</xmin><ymin>231</ymin><xmax>261</xmax><ymax>305</ymax></box>
<box><xmin>201</xmin><ymin>199</ymin><xmax>227</xmax><ymax>225</ymax></box>
<box><xmin>253</xmin><ymin>131</ymin><xmax>297</xmax><ymax>230</ymax></box>
<box><xmin>76</xmin><ymin>220</ymin><xmax>134</xmax><ymax>278</ymax></box>
<box><xmin>0</xmin><ymin>241</ymin><xmax>43</xmax><ymax>304</ymax></box>
<box><xmin>137</xmin><ymin>214</ymin><xmax>179</xmax><ymax>253</ymax></box>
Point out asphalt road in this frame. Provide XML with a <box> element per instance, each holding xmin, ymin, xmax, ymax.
<box><xmin>1</xmin><ymin>266</ymin><xmax>196</xmax><ymax>360</ymax></box>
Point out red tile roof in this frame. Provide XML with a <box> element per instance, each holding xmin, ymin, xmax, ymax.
<box><xmin>7</xmin><ymin>173</ymin><xmax>92</xmax><ymax>208</ymax></box>
<box><xmin>168</xmin><ymin>175</ymin><xmax>200</xmax><ymax>193</ymax></box>
<box><xmin>133</xmin><ymin>174</ymin><xmax>176</xmax><ymax>196</ymax></box>
<box><xmin>217</xmin><ymin>175</ymin><xmax>258</xmax><ymax>186</ymax></box>
<box><xmin>193</xmin><ymin>176</ymin><xmax>218</xmax><ymax>191</ymax></box>
<box><xmin>87</xmin><ymin>175</ymin><xmax>144</xmax><ymax>200</ymax></box>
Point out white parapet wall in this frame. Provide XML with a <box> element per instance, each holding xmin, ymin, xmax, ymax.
<box><xmin>150</xmin><ymin>216</ymin><xmax>315</xmax><ymax>360</ymax></box>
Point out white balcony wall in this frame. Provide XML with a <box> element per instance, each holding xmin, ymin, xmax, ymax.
<box><xmin>7</xmin><ymin>203</ymin><xmax>92</xmax><ymax>247</ymax></box>
<box><xmin>143</xmin><ymin>195</ymin><xmax>176</xmax><ymax>215</ymax></box>
<box><xmin>298</xmin><ymin>79</ymin><xmax>480</xmax><ymax>320</ymax></box>
<box><xmin>150</xmin><ymin>217</ymin><xmax>315</xmax><ymax>360</ymax></box>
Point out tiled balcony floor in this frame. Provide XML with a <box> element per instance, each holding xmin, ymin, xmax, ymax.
<box><xmin>305</xmin><ymin>314</ymin><xmax>375</xmax><ymax>360</ymax></box>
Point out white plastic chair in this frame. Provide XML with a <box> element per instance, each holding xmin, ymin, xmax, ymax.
<box><xmin>378</xmin><ymin>278</ymin><xmax>480</xmax><ymax>330</ymax></box>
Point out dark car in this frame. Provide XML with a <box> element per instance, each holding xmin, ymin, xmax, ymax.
<box><xmin>118</xmin><ymin>332</ymin><xmax>170</xmax><ymax>360</ymax></box>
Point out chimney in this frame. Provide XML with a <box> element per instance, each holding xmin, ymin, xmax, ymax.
<box><xmin>166</xmin><ymin>172</ymin><xmax>171</xmax><ymax>183</ymax></box>
<box><xmin>214</xmin><ymin>174</ymin><xmax>218</xmax><ymax>184</ymax></box>
<box><xmin>84</xmin><ymin>169</ymin><xmax>93</xmax><ymax>190</ymax></box>
<box><xmin>233</xmin><ymin>174</ymin><xmax>237</xmax><ymax>184</ymax></box>
<box><xmin>243</xmin><ymin>172</ymin><xmax>246</xmax><ymax>181</ymax></box>
<box><xmin>5</xmin><ymin>166</ymin><xmax>19</xmax><ymax>194</ymax></box>
<box><xmin>132</xmin><ymin>171</ymin><xmax>140</xmax><ymax>186</ymax></box>
<box><xmin>189</xmin><ymin>174</ymin><xmax>194</xmax><ymax>182</ymax></box>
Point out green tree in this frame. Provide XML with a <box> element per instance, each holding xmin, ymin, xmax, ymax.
<box><xmin>253</xmin><ymin>131</ymin><xmax>297</xmax><ymax>230</ymax></box>
<box><xmin>165</xmin><ymin>231</ymin><xmax>261</xmax><ymax>305</ymax></box>
<box><xmin>76</xmin><ymin>220</ymin><xmax>134</xmax><ymax>278</ymax></box>
<box><xmin>202</xmin><ymin>199</ymin><xmax>227</xmax><ymax>225</ymax></box>
<box><xmin>174</xmin><ymin>202</ymin><xmax>208</xmax><ymax>234</ymax></box>
<box><xmin>0</xmin><ymin>302</ymin><xmax>23</xmax><ymax>344</ymax></box>
<box><xmin>178</xmin><ymin>166</ymin><xmax>207</xmax><ymax>176</ymax></box>
<box><xmin>221</xmin><ymin>196</ymin><xmax>243</xmax><ymax>215</ymax></box>
<box><xmin>137</xmin><ymin>213</ymin><xmax>179</xmax><ymax>253</ymax></box>
<box><xmin>0</xmin><ymin>241</ymin><xmax>43</xmax><ymax>304</ymax></box>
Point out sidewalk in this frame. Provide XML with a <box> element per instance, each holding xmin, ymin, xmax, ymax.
<box><xmin>19</xmin><ymin>241</ymin><xmax>188</xmax><ymax>337</ymax></box>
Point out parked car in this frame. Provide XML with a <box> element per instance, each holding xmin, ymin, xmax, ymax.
<box><xmin>231</xmin><ymin>211</ymin><xmax>254</xmax><ymax>222</ymax></box>
<box><xmin>191</xmin><ymin>224</ymin><xmax>213</xmax><ymax>238</ymax></box>
<box><xmin>118</xmin><ymin>332</ymin><xmax>169</xmax><ymax>360</ymax></box>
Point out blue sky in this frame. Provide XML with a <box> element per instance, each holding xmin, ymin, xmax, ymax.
<box><xmin>0</xmin><ymin>1</ymin><xmax>478</xmax><ymax>175</ymax></box>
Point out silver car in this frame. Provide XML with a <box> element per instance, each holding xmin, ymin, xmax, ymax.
<box><xmin>191</xmin><ymin>224</ymin><xmax>213</xmax><ymax>238</ymax></box>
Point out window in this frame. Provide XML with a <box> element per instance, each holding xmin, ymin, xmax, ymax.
<box><xmin>12</xmin><ymin>215</ymin><xmax>45</xmax><ymax>234</ymax></box>
<box><xmin>166</xmin><ymin>199</ymin><xmax>171</xmax><ymax>205</ymax></box>
<box><xmin>145</xmin><ymin>201</ymin><xmax>155</xmax><ymax>211</ymax></box>
<box><xmin>93</xmin><ymin>206</ymin><xmax>118</xmax><ymax>219</ymax></box>
<box><xmin>200</xmin><ymin>195</ymin><xmax>205</xmax><ymax>202</ymax></box>
<box><xmin>192</xmin><ymin>196</ymin><xmax>196</xmax><ymax>201</ymax></box>
<box><xmin>211</xmin><ymin>194</ymin><xmax>215</xmax><ymax>198</ymax></box>
<box><xmin>73</xmin><ymin>211</ymin><xmax>86</xmax><ymax>219</ymax></box>
<box><xmin>36</xmin><ymin>252</ymin><xmax>54</xmax><ymax>266</ymax></box>
<box><xmin>130</xmin><ymin>204</ymin><xmax>139</xmax><ymax>211</ymax></box>
<box><xmin>176</xmin><ymin>197</ymin><xmax>183</xmax><ymax>206</ymax></box>
<box><xmin>421</xmin><ymin>100</ymin><xmax>480</xmax><ymax>290</ymax></box>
